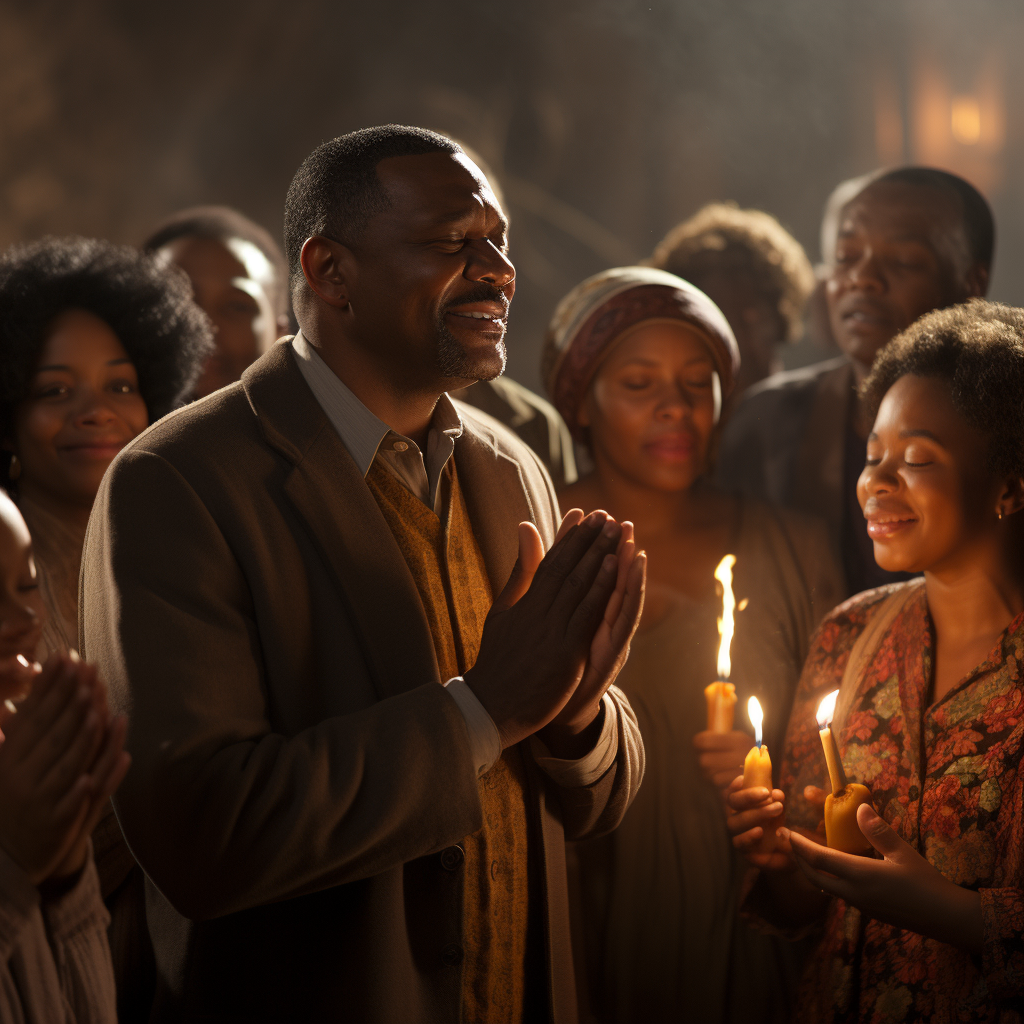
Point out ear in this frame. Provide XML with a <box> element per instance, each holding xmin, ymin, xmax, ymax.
<box><xmin>965</xmin><ymin>262</ymin><xmax>989</xmax><ymax>299</ymax></box>
<box><xmin>299</xmin><ymin>236</ymin><xmax>356</xmax><ymax>309</ymax></box>
<box><xmin>997</xmin><ymin>476</ymin><xmax>1024</xmax><ymax>518</ymax></box>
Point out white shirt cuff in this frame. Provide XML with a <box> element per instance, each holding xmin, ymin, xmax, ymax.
<box><xmin>443</xmin><ymin>676</ymin><xmax>501</xmax><ymax>777</ymax></box>
<box><xmin>529</xmin><ymin>693</ymin><xmax>619</xmax><ymax>787</ymax></box>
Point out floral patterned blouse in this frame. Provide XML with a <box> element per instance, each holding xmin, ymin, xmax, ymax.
<box><xmin>780</xmin><ymin>580</ymin><xmax>1024</xmax><ymax>1023</ymax></box>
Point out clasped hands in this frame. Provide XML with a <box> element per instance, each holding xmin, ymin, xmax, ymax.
<box><xmin>0</xmin><ymin>654</ymin><xmax>130</xmax><ymax>887</ymax></box>
<box><xmin>465</xmin><ymin>508</ymin><xmax>646</xmax><ymax>759</ymax></box>
<box><xmin>723</xmin><ymin>777</ymin><xmax>982</xmax><ymax>952</ymax></box>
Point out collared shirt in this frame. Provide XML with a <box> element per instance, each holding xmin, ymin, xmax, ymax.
<box><xmin>291</xmin><ymin>333</ymin><xmax>618</xmax><ymax>782</ymax></box>
<box><xmin>292</xmin><ymin>332</ymin><xmax>461</xmax><ymax>511</ymax></box>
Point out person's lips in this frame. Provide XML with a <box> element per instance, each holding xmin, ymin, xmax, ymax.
<box><xmin>864</xmin><ymin>508</ymin><xmax>918</xmax><ymax>540</ymax></box>
<box><xmin>839</xmin><ymin>300</ymin><xmax>893</xmax><ymax>331</ymax></box>
<box><xmin>59</xmin><ymin>439</ymin><xmax>128</xmax><ymax>461</ymax></box>
<box><xmin>445</xmin><ymin>300</ymin><xmax>509</xmax><ymax>331</ymax></box>
<box><xmin>644</xmin><ymin>433</ymin><xmax>697</xmax><ymax>462</ymax></box>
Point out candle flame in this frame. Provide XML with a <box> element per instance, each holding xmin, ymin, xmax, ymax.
<box><xmin>816</xmin><ymin>689</ymin><xmax>840</xmax><ymax>729</ymax></box>
<box><xmin>747</xmin><ymin>696</ymin><xmax>763</xmax><ymax>748</ymax></box>
<box><xmin>15</xmin><ymin>654</ymin><xmax>29</xmax><ymax>669</ymax></box>
<box><xmin>714</xmin><ymin>554</ymin><xmax>737</xmax><ymax>679</ymax></box>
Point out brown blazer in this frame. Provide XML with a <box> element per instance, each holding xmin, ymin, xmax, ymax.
<box><xmin>80</xmin><ymin>342</ymin><xmax>644</xmax><ymax>1024</ymax></box>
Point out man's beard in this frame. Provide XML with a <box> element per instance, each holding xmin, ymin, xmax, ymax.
<box><xmin>435</xmin><ymin>318</ymin><xmax>507</xmax><ymax>381</ymax></box>
<box><xmin>434</xmin><ymin>286</ymin><xmax>509</xmax><ymax>382</ymax></box>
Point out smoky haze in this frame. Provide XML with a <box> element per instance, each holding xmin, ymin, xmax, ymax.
<box><xmin>1</xmin><ymin>0</ymin><xmax>1021</xmax><ymax>391</ymax></box>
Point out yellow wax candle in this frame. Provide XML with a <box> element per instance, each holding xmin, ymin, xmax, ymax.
<box><xmin>744</xmin><ymin>697</ymin><xmax>779</xmax><ymax>854</ymax></box>
<box><xmin>705</xmin><ymin>681</ymin><xmax>736</xmax><ymax>732</ymax></box>
<box><xmin>816</xmin><ymin>690</ymin><xmax>872</xmax><ymax>854</ymax></box>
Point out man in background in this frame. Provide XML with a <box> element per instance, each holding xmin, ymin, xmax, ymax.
<box><xmin>717</xmin><ymin>167</ymin><xmax>993</xmax><ymax>595</ymax></box>
<box><xmin>647</xmin><ymin>202</ymin><xmax>815</xmax><ymax>398</ymax></box>
<box><xmin>144</xmin><ymin>205</ymin><xmax>291</xmax><ymax>396</ymax></box>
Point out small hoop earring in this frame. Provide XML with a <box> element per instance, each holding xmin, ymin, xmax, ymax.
<box><xmin>998</xmin><ymin>509</ymin><xmax>1004</xmax><ymax>520</ymax></box>
<box><xmin>7</xmin><ymin>454</ymin><xmax>20</xmax><ymax>481</ymax></box>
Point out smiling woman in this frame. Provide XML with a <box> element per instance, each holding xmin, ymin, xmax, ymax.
<box><xmin>726</xmin><ymin>300</ymin><xmax>1024</xmax><ymax>1023</ymax></box>
<box><xmin>0</xmin><ymin>235</ymin><xmax>211</xmax><ymax>1022</ymax></box>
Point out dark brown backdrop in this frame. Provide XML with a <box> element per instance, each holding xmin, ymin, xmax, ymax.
<box><xmin>2</xmin><ymin>0</ymin><xmax>1021</xmax><ymax>391</ymax></box>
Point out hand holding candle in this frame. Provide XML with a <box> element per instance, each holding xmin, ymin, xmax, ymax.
<box><xmin>816</xmin><ymin>689</ymin><xmax>873</xmax><ymax>854</ymax></box>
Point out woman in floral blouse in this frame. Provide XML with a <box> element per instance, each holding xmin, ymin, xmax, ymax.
<box><xmin>728</xmin><ymin>299</ymin><xmax>1024</xmax><ymax>1023</ymax></box>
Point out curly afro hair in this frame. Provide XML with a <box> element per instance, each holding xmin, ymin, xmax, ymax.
<box><xmin>0</xmin><ymin>236</ymin><xmax>213</xmax><ymax>444</ymax></box>
<box><xmin>647</xmin><ymin>203</ymin><xmax>814</xmax><ymax>342</ymax></box>
<box><xmin>861</xmin><ymin>298</ymin><xmax>1024</xmax><ymax>481</ymax></box>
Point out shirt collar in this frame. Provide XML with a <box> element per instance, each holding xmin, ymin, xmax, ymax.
<box><xmin>291</xmin><ymin>331</ymin><xmax>463</xmax><ymax>477</ymax></box>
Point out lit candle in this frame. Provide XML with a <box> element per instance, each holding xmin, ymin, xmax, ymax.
<box><xmin>816</xmin><ymin>689</ymin><xmax>872</xmax><ymax>854</ymax></box>
<box><xmin>705</xmin><ymin>554</ymin><xmax>738</xmax><ymax>732</ymax></box>
<box><xmin>743</xmin><ymin>696</ymin><xmax>778</xmax><ymax>854</ymax></box>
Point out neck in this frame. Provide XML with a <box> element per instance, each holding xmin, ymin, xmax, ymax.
<box><xmin>17</xmin><ymin>482</ymin><xmax>92</xmax><ymax>533</ymax></box>
<box><xmin>585</xmin><ymin>456</ymin><xmax>714</xmax><ymax>540</ymax></box>
<box><xmin>924</xmin><ymin>531</ymin><xmax>1024</xmax><ymax>649</ymax></box>
<box><xmin>301</xmin><ymin>322</ymin><xmax>443</xmax><ymax>448</ymax></box>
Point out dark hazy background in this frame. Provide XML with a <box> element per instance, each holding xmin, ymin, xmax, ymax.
<box><xmin>2</xmin><ymin>0</ymin><xmax>1021</xmax><ymax>391</ymax></box>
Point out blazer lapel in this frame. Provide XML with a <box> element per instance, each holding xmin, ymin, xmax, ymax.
<box><xmin>242</xmin><ymin>344</ymin><xmax>439</xmax><ymax>701</ymax></box>
<box><xmin>454</xmin><ymin>413</ymin><xmax>535</xmax><ymax>597</ymax></box>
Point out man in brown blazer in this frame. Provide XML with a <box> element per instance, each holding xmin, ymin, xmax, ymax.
<box><xmin>80</xmin><ymin>125</ymin><xmax>646</xmax><ymax>1023</ymax></box>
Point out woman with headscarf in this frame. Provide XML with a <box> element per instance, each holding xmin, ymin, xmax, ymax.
<box><xmin>0</xmin><ymin>235</ymin><xmax>212</xmax><ymax>1022</ymax></box>
<box><xmin>544</xmin><ymin>267</ymin><xmax>842</xmax><ymax>1023</ymax></box>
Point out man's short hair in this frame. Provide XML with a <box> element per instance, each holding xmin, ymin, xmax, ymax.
<box><xmin>861</xmin><ymin>298</ymin><xmax>1023</xmax><ymax>480</ymax></box>
<box><xmin>856</xmin><ymin>166</ymin><xmax>995</xmax><ymax>273</ymax></box>
<box><xmin>647</xmin><ymin>203</ymin><xmax>815</xmax><ymax>342</ymax></box>
<box><xmin>284</xmin><ymin>125</ymin><xmax>461</xmax><ymax>292</ymax></box>
<box><xmin>143</xmin><ymin>205</ymin><xmax>290</xmax><ymax>319</ymax></box>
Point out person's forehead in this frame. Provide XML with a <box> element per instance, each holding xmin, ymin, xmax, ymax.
<box><xmin>841</xmin><ymin>181</ymin><xmax>963</xmax><ymax>240</ymax></box>
<box><xmin>607</xmin><ymin>321</ymin><xmax>715</xmax><ymax>363</ymax></box>
<box><xmin>163</xmin><ymin>235</ymin><xmax>252</xmax><ymax>282</ymax></box>
<box><xmin>375</xmin><ymin>151</ymin><xmax>504</xmax><ymax>225</ymax></box>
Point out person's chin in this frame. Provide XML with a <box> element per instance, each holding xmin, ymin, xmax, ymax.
<box><xmin>837</xmin><ymin>325</ymin><xmax>898</xmax><ymax>369</ymax></box>
<box><xmin>872</xmin><ymin>540</ymin><xmax>921</xmax><ymax>575</ymax></box>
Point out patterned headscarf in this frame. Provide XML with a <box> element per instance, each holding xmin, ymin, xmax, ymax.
<box><xmin>542</xmin><ymin>266</ymin><xmax>740</xmax><ymax>441</ymax></box>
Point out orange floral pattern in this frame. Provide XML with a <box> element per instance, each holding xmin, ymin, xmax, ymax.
<box><xmin>781</xmin><ymin>582</ymin><xmax>1024</xmax><ymax>1023</ymax></box>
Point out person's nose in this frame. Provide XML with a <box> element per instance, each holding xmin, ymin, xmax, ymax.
<box><xmin>860</xmin><ymin>451</ymin><xmax>900</xmax><ymax>498</ymax></box>
<box><xmin>72</xmin><ymin>386</ymin><xmax>118</xmax><ymax>428</ymax></box>
<box><xmin>655</xmin><ymin>382</ymin><xmax>692</xmax><ymax>421</ymax></box>
<box><xmin>846</xmin><ymin>247</ymin><xmax>886</xmax><ymax>293</ymax></box>
<box><xmin>466</xmin><ymin>240</ymin><xmax>516</xmax><ymax>293</ymax></box>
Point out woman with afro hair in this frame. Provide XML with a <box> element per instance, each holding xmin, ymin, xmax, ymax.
<box><xmin>0</xmin><ymin>235</ymin><xmax>211</xmax><ymax>1021</ymax></box>
<box><xmin>730</xmin><ymin>299</ymin><xmax>1024</xmax><ymax>1023</ymax></box>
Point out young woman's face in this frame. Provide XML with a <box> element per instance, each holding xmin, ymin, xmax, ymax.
<box><xmin>581</xmin><ymin>322</ymin><xmax>718</xmax><ymax>492</ymax></box>
<box><xmin>857</xmin><ymin>373</ymin><xmax>1008</xmax><ymax>575</ymax></box>
<box><xmin>13</xmin><ymin>309</ymin><xmax>149</xmax><ymax>511</ymax></box>
<box><xmin>0</xmin><ymin>500</ymin><xmax>44</xmax><ymax>701</ymax></box>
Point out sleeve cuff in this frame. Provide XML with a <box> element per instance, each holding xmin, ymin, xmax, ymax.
<box><xmin>443</xmin><ymin>676</ymin><xmax>501</xmax><ymax>776</ymax></box>
<box><xmin>41</xmin><ymin>844</ymin><xmax>110</xmax><ymax>943</ymax></box>
<box><xmin>529</xmin><ymin>694</ymin><xmax>619</xmax><ymax>787</ymax></box>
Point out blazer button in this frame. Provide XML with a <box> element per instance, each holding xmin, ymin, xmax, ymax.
<box><xmin>441</xmin><ymin>942</ymin><xmax>464</xmax><ymax>967</ymax></box>
<box><xmin>440</xmin><ymin>845</ymin><xmax>464</xmax><ymax>871</ymax></box>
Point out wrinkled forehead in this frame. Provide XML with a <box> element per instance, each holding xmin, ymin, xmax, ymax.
<box><xmin>839</xmin><ymin>180</ymin><xmax>969</xmax><ymax>261</ymax></box>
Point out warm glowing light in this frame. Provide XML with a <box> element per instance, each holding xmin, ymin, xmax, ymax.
<box><xmin>816</xmin><ymin>689</ymin><xmax>840</xmax><ymax>730</ymax></box>
<box><xmin>715</xmin><ymin>554</ymin><xmax>737</xmax><ymax>679</ymax></box>
<box><xmin>951</xmin><ymin>96</ymin><xmax>982</xmax><ymax>145</ymax></box>
<box><xmin>748</xmin><ymin>696</ymin><xmax>763</xmax><ymax>749</ymax></box>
